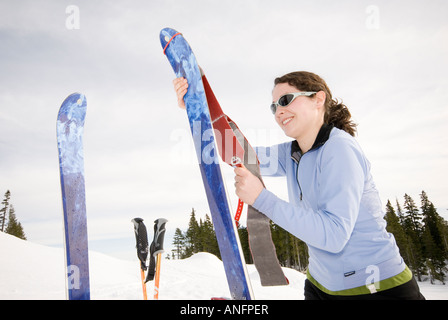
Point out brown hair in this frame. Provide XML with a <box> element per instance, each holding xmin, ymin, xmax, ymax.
<box><xmin>274</xmin><ymin>71</ymin><xmax>357</xmax><ymax>136</ymax></box>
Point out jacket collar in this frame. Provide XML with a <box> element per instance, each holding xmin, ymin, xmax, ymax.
<box><xmin>291</xmin><ymin>124</ymin><xmax>334</xmax><ymax>161</ymax></box>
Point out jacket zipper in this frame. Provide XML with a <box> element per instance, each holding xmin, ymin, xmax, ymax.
<box><xmin>289</xmin><ymin>124</ymin><xmax>333</xmax><ymax>202</ymax></box>
<box><xmin>291</xmin><ymin>156</ymin><xmax>303</xmax><ymax>201</ymax></box>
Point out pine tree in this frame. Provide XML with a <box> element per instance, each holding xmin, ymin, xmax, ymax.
<box><xmin>172</xmin><ymin>228</ymin><xmax>186</xmax><ymax>259</ymax></box>
<box><xmin>439</xmin><ymin>217</ymin><xmax>448</xmax><ymax>256</ymax></box>
<box><xmin>197</xmin><ymin>218</ymin><xmax>205</xmax><ymax>253</ymax></box>
<box><xmin>172</xmin><ymin>210</ymin><xmax>223</xmax><ymax>260</ymax></box>
<box><xmin>5</xmin><ymin>205</ymin><xmax>26</xmax><ymax>240</ymax></box>
<box><xmin>184</xmin><ymin>209</ymin><xmax>200</xmax><ymax>257</ymax></box>
<box><xmin>0</xmin><ymin>190</ymin><xmax>11</xmax><ymax>232</ymax></box>
<box><xmin>385</xmin><ymin>200</ymin><xmax>409</xmax><ymax>264</ymax></box>
<box><xmin>420</xmin><ymin>191</ymin><xmax>444</xmax><ymax>252</ymax></box>
<box><xmin>403</xmin><ymin>194</ymin><xmax>423</xmax><ymax>235</ymax></box>
<box><xmin>201</xmin><ymin>214</ymin><xmax>220</xmax><ymax>258</ymax></box>
<box><xmin>402</xmin><ymin>194</ymin><xmax>425</xmax><ymax>281</ymax></box>
<box><xmin>420</xmin><ymin>191</ymin><xmax>446</xmax><ymax>284</ymax></box>
<box><xmin>395</xmin><ymin>198</ymin><xmax>405</xmax><ymax>225</ymax></box>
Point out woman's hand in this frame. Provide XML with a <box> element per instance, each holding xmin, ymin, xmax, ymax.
<box><xmin>234</xmin><ymin>165</ymin><xmax>264</xmax><ymax>206</ymax></box>
<box><xmin>172</xmin><ymin>77</ymin><xmax>188</xmax><ymax>109</ymax></box>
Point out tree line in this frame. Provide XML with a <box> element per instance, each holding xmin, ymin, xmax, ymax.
<box><xmin>170</xmin><ymin>208</ymin><xmax>309</xmax><ymax>270</ymax></box>
<box><xmin>385</xmin><ymin>191</ymin><xmax>447</xmax><ymax>284</ymax></box>
<box><xmin>170</xmin><ymin>208</ymin><xmax>310</xmax><ymax>269</ymax></box>
<box><xmin>171</xmin><ymin>191</ymin><xmax>447</xmax><ymax>284</ymax></box>
<box><xmin>0</xmin><ymin>190</ymin><xmax>27</xmax><ymax>240</ymax></box>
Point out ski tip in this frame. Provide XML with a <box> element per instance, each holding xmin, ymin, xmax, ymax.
<box><xmin>160</xmin><ymin>27</ymin><xmax>177</xmax><ymax>43</ymax></box>
<box><xmin>62</xmin><ymin>92</ymin><xmax>86</xmax><ymax>106</ymax></box>
<box><xmin>57</xmin><ymin>92</ymin><xmax>87</xmax><ymax>122</ymax></box>
<box><xmin>160</xmin><ymin>27</ymin><xmax>182</xmax><ymax>53</ymax></box>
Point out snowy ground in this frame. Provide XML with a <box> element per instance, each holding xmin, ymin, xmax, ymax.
<box><xmin>0</xmin><ymin>232</ymin><xmax>446</xmax><ymax>300</ymax></box>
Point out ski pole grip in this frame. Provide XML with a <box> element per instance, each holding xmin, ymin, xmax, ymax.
<box><xmin>152</xmin><ymin>218</ymin><xmax>168</xmax><ymax>256</ymax></box>
<box><xmin>131</xmin><ymin>218</ymin><xmax>149</xmax><ymax>270</ymax></box>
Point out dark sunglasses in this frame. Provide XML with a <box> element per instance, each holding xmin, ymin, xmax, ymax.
<box><xmin>270</xmin><ymin>92</ymin><xmax>317</xmax><ymax>114</ymax></box>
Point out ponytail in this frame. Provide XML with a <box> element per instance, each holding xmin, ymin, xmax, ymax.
<box><xmin>274</xmin><ymin>71</ymin><xmax>357</xmax><ymax>136</ymax></box>
<box><xmin>326</xmin><ymin>99</ymin><xmax>357</xmax><ymax>137</ymax></box>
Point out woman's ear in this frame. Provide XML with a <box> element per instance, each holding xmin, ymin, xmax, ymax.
<box><xmin>315</xmin><ymin>91</ymin><xmax>326</xmax><ymax>110</ymax></box>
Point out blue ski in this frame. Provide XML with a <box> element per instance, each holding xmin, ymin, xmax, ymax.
<box><xmin>160</xmin><ymin>28</ymin><xmax>254</xmax><ymax>300</ymax></box>
<box><xmin>56</xmin><ymin>93</ymin><xmax>90</xmax><ymax>300</ymax></box>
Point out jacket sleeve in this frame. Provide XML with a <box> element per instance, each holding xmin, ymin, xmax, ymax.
<box><xmin>253</xmin><ymin>137</ymin><xmax>367</xmax><ymax>253</ymax></box>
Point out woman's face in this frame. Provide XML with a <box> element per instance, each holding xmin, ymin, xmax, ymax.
<box><xmin>272</xmin><ymin>83</ymin><xmax>322</xmax><ymax>141</ymax></box>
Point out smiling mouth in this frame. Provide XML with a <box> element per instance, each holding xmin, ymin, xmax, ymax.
<box><xmin>282</xmin><ymin>117</ymin><xmax>293</xmax><ymax>125</ymax></box>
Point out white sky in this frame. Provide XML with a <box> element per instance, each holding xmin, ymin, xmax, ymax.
<box><xmin>1</xmin><ymin>0</ymin><xmax>447</xmax><ymax>259</ymax></box>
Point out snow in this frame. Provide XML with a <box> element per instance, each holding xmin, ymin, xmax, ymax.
<box><xmin>0</xmin><ymin>232</ymin><xmax>446</xmax><ymax>300</ymax></box>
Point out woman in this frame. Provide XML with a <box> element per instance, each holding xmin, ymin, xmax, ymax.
<box><xmin>173</xmin><ymin>71</ymin><xmax>425</xmax><ymax>300</ymax></box>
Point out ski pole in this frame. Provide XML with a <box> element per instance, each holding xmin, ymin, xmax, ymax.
<box><xmin>140</xmin><ymin>268</ymin><xmax>148</xmax><ymax>300</ymax></box>
<box><xmin>147</xmin><ymin>218</ymin><xmax>168</xmax><ymax>300</ymax></box>
<box><xmin>131</xmin><ymin>218</ymin><xmax>149</xmax><ymax>300</ymax></box>
<box><xmin>154</xmin><ymin>252</ymin><xmax>162</xmax><ymax>300</ymax></box>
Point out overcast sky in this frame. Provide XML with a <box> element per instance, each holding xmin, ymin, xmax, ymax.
<box><xmin>1</xmin><ymin>0</ymin><xmax>447</xmax><ymax>260</ymax></box>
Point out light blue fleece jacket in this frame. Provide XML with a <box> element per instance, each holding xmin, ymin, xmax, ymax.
<box><xmin>253</xmin><ymin>126</ymin><xmax>405</xmax><ymax>292</ymax></box>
